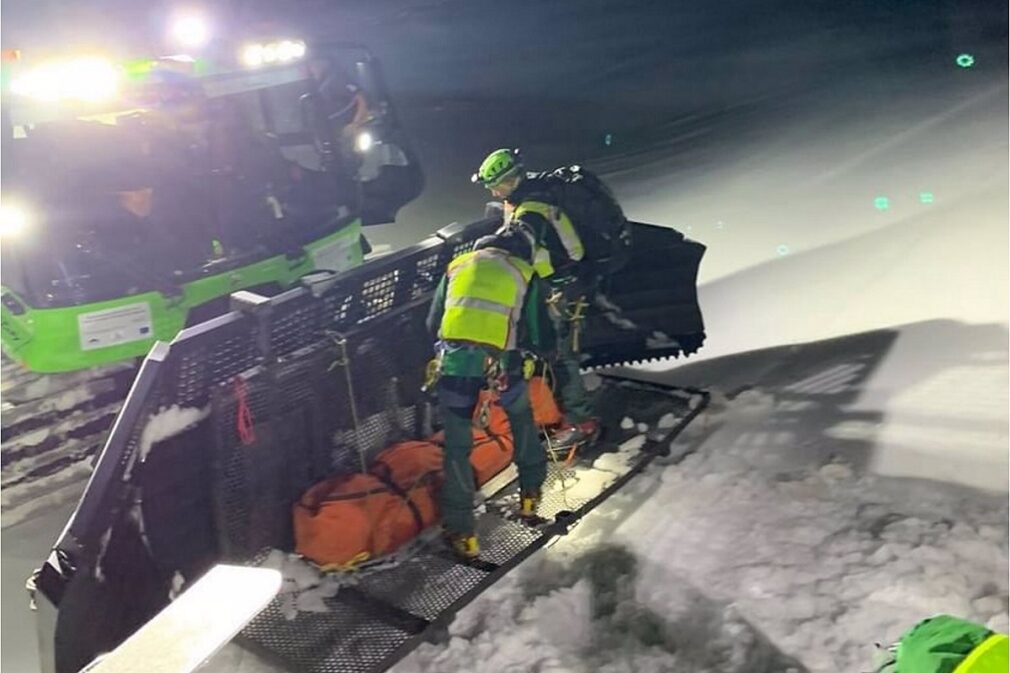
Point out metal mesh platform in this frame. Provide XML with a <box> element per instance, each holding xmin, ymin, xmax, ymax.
<box><xmin>234</xmin><ymin>378</ymin><xmax>707</xmax><ymax>673</ymax></box>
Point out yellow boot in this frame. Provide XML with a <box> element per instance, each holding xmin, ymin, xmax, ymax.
<box><xmin>445</xmin><ymin>531</ymin><xmax>480</xmax><ymax>560</ymax></box>
<box><xmin>519</xmin><ymin>489</ymin><xmax>541</xmax><ymax>519</ymax></box>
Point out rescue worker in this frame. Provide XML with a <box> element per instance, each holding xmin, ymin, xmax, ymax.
<box><xmin>472</xmin><ymin>148</ymin><xmax>600</xmax><ymax>451</ymax></box>
<box><xmin>426</xmin><ymin>230</ymin><xmax>551</xmax><ymax>559</ymax></box>
<box><xmin>871</xmin><ymin>614</ymin><xmax>1007</xmax><ymax>672</ymax></box>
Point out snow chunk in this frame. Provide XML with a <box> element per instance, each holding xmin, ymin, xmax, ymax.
<box><xmin>657</xmin><ymin>413</ymin><xmax>678</xmax><ymax>430</ymax></box>
<box><xmin>971</xmin><ymin>595</ymin><xmax>1005</xmax><ymax>616</ymax></box>
<box><xmin>124</xmin><ymin>404</ymin><xmax>212</xmax><ymax>480</ymax></box>
<box><xmin>259</xmin><ymin>550</ymin><xmax>350</xmax><ymax>621</ymax></box>
<box><xmin>636</xmin><ymin>422</ymin><xmax>649</xmax><ymax>433</ymax></box>
<box><xmin>646</xmin><ymin>331</ymin><xmax>679</xmax><ymax>349</ymax></box>
<box><xmin>619</xmin><ymin>435</ymin><xmax>648</xmax><ymax>453</ymax></box>
<box><xmin>169</xmin><ymin>571</ymin><xmax>186</xmax><ymax>601</ymax></box>
<box><xmin>987</xmin><ymin>614</ymin><xmax>1010</xmax><ymax>634</ymax></box>
<box><xmin>819</xmin><ymin>462</ymin><xmax>854</xmax><ymax>482</ymax></box>
<box><xmin>620</xmin><ymin>417</ymin><xmax>636</xmax><ymax>430</ymax></box>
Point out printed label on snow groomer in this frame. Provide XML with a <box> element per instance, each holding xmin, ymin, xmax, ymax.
<box><xmin>78</xmin><ymin>302</ymin><xmax>153</xmax><ymax>351</ymax></box>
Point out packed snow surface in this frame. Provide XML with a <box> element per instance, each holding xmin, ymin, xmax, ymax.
<box><xmin>389</xmin><ymin>388</ymin><xmax>1007</xmax><ymax>673</ymax></box>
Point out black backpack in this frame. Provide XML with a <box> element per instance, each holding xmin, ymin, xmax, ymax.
<box><xmin>542</xmin><ymin>165</ymin><xmax>632</xmax><ymax>274</ymax></box>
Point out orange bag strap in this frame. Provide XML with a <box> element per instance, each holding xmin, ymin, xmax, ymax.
<box><xmin>296</xmin><ymin>482</ymin><xmax>392</xmax><ymax>514</ymax></box>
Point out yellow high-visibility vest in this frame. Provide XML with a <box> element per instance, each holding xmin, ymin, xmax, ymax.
<box><xmin>512</xmin><ymin>200</ymin><xmax>584</xmax><ymax>278</ymax></box>
<box><xmin>440</xmin><ymin>249</ymin><xmax>533</xmax><ymax>350</ymax></box>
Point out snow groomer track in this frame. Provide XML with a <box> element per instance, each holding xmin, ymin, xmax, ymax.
<box><xmin>31</xmin><ymin>216</ymin><xmax>706</xmax><ymax>673</ymax></box>
<box><xmin>1</xmin><ymin>356</ymin><xmax>135</xmax><ymax>526</ymax></box>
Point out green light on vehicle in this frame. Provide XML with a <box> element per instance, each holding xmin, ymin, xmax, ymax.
<box><xmin>192</xmin><ymin>57</ymin><xmax>211</xmax><ymax>76</ymax></box>
<box><xmin>874</xmin><ymin>196</ymin><xmax>890</xmax><ymax>211</ymax></box>
<box><xmin>956</xmin><ymin>53</ymin><xmax>975</xmax><ymax>68</ymax></box>
<box><xmin>776</xmin><ymin>245</ymin><xmax>789</xmax><ymax>256</ymax></box>
<box><xmin>919</xmin><ymin>192</ymin><xmax>934</xmax><ymax>204</ymax></box>
<box><xmin>123</xmin><ymin>58</ymin><xmax>157</xmax><ymax>81</ymax></box>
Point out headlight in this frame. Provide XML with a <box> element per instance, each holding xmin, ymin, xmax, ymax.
<box><xmin>0</xmin><ymin>203</ymin><xmax>31</xmax><ymax>238</ymax></box>
<box><xmin>240</xmin><ymin>44</ymin><xmax>266</xmax><ymax>69</ymax></box>
<box><xmin>170</xmin><ymin>13</ymin><xmax>211</xmax><ymax>50</ymax></box>
<box><xmin>10</xmin><ymin>57</ymin><xmax>121</xmax><ymax>103</ymax></box>
<box><xmin>239</xmin><ymin>39</ymin><xmax>307</xmax><ymax>68</ymax></box>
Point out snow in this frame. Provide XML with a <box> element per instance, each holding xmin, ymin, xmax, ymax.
<box><xmin>392</xmin><ymin>385</ymin><xmax>1007</xmax><ymax>673</ymax></box>
<box><xmin>137</xmin><ymin>405</ymin><xmax>211</xmax><ymax>464</ymax></box>
<box><xmin>122</xmin><ymin>404</ymin><xmax>211</xmax><ymax>480</ymax></box>
<box><xmin>256</xmin><ymin>549</ymin><xmax>349</xmax><ymax>619</ymax></box>
<box><xmin>657</xmin><ymin>413</ymin><xmax>678</xmax><ymax>430</ymax></box>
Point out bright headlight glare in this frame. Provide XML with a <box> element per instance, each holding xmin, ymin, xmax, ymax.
<box><xmin>276</xmin><ymin>40</ymin><xmax>298</xmax><ymax>62</ymax></box>
<box><xmin>0</xmin><ymin>204</ymin><xmax>31</xmax><ymax>238</ymax></box>
<box><xmin>64</xmin><ymin>57</ymin><xmax>121</xmax><ymax>102</ymax></box>
<box><xmin>240</xmin><ymin>44</ymin><xmax>265</xmax><ymax>68</ymax></box>
<box><xmin>355</xmin><ymin>131</ymin><xmax>374</xmax><ymax>153</ymax></box>
<box><xmin>240</xmin><ymin>39</ymin><xmax>306</xmax><ymax>68</ymax></box>
<box><xmin>171</xmin><ymin>14</ymin><xmax>211</xmax><ymax>49</ymax></box>
<box><xmin>10</xmin><ymin>57</ymin><xmax>121</xmax><ymax>103</ymax></box>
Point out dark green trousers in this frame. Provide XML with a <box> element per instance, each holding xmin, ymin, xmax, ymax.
<box><xmin>437</xmin><ymin>376</ymin><xmax>546</xmax><ymax>535</ymax></box>
<box><xmin>550</xmin><ymin>280</ymin><xmax>594</xmax><ymax>423</ymax></box>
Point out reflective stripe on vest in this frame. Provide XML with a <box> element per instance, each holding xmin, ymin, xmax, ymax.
<box><xmin>954</xmin><ymin>633</ymin><xmax>1009</xmax><ymax>673</ymax></box>
<box><xmin>440</xmin><ymin>250</ymin><xmax>533</xmax><ymax>350</ymax></box>
<box><xmin>513</xmin><ymin>200</ymin><xmax>584</xmax><ymax>278</ymax></box>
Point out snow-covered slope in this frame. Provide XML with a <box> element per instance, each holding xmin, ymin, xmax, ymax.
<box><xmin>386</xmin><ymin>50</ymin><xmax>1008</xmax><ymax>672</ymax></box>
<box><xmin>620</xmin><ymin>74</ymin><xmax>1008</xmax><ymax>493</ymax></box>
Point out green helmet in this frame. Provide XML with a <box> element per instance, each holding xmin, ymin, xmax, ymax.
<box><xmin>471</xmin><ymin>148</ymin><xmax>522</xmax><ymax>187</ymax></box>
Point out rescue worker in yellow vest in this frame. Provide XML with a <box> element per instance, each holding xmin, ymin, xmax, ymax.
<box><xmin>426</xmin><ymin>230</ymin><xmax>552</xmax><ymax>559</ymax></box>
<box><xmin>472</xmin><ymin>148</ymin><xmax>599</xmax><ymax>452</ymax></box>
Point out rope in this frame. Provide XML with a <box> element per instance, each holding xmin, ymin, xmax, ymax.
<box><xmin>327</xmin><ymin>332</ymin><xmax>368</xmax><ymax>474</ymax></box>
<box><xmin>477</xmin><ymin>356</ymin><xmax>504</xmax><ymax>430</ymax></box>
<box><xmin>542</xmin><ymin>426</ymin><xmax>572</xmax><ymax>511</ymax></box>
<box><xmin>234</xmin><ymin>377</ymin><xmax>256</xmax><ymax>445</ymax></box>
<box><xmin>566</xmin><ymin>295</ymin><xmax>589</xmax><ymax>353</ymax></box>
<box><xmin>546</xmin><ymin>289</ymin><xmax>589</xmax><ymax>353</ymax></box>
<box><xmin>319</xmin><ymin>551</ymin><xmax>371</xmax><ymax>574</ymax></box>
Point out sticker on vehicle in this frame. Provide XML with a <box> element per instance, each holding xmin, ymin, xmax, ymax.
<box><xmin>78</xmin><ymin>302</ymin><xmax>154</xmax><ymax>351</ymax></box>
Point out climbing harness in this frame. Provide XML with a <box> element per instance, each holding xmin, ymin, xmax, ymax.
<box><xmin>547</xmin><ymin>289</ymin><xmax>590</xmax><ymax>353</ymax></box>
